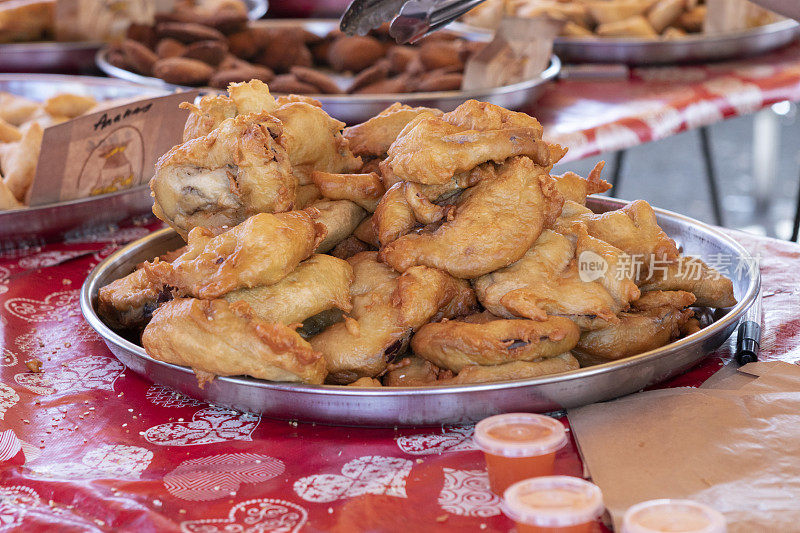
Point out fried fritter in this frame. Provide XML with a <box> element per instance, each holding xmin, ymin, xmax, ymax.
<box><xmin>411</xmin><ymin>314</ymin><xmax>580</xmax><ymax>372</ymax></box>
<box><xmin>383</xmin><ymin>111</ymin><xmax>553</xmax><ymax>185</ymax></box>
<box><xmin>631</xmin><ymin>290</ymin><xmax>696</xmax><ymax>311</ymax></box>
<box><xmin>372</xmin><ymin>182</ymin><xmax>418</xmax><ymax>246</ymax></box>
<box><xmin>342</xmin><ymin>102</ymin><xmax>444</xmax><ymax>158</ymax></box>
<box><xmin>473</xmin><ymin>228</ymin><xmax>640</xmax><ymax>328</ymax></box>
<box><xmin>151</xmin><ymin>112</ymin><xmax>295</xmax><ymax>239</ymax></box>
<box><xmin>310</xmin><ymin>252</ymin><xmax>476</xmax><ymax>384</ymax></box>
<box><xmin>354</xmin><ymin>215</ymin><xmax>379</xmax><ymax>247</ymax></box>
<box><xmin>142</xmin><ymin>298</ymin><xmax>326</xmax><ymax>384</ymax></box>
<box><xmin>98</xmin><ymin>268</ymin><xmax>166</xmax><ymax>331</ymax></box>
<box><xmin>0</xmin><ymin>121</ymin><xmax>42</xmax><ymax>202</ymax></box>
<box><xmin>181</xmin><ymin>80</ymin><xmax>276</xmax><ymax>141</ymax></box>
<box><xmin>382</xmin><ymin>352</ymin><xmax>579</xmax><ymax>386</ymax></box>
<box><xmin>380</xmin><ymin>156</ymin><xmax>564</xmax><ymax>278</ymax></box>
<box><xmin>311</xmin><ymin>171</ymin><xmax>385</xmax><ymax>212</ymax></box>
<box><xmin>553</xmin><ymin>161</ymin><xmax>611</xmax><ymax>205</ymax></box>
<box><xmin>223</xmin><ymin>254</ymin><xmax>353</xmax><ymax>325</ymax></box>
<box><xmin>146</xmin><ymin>211</ymin><xmax>325</xmax><ymax>299</ymax></box>
<box><xmin>575</xmin><ymin>305</ymin><xmax>694</xmax><ymax>361</ymax></box>
<box><xmin>330</xmin><ymin>235</ymin><xmax>374</xmax><ymax>260</ymax></box>
<box><xmin>638</xmin><ymin>255</ymin><xmax>737</xmax><ymax>308</ymax></box>
<box><xmin>307</xmin><ymin>199</ymin><xmax>367</xmax><ymax>253</ymax></box>
<box><xmin>272</xmin><ymin>101</ymin><xmax>361</xmax><ymax>185</ymax></box>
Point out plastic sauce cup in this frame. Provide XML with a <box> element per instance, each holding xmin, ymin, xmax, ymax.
<box><xmin>502</xmin><ymin>476</ymin><xmax>604</xmax><ymax>533</ymax></box>
<box><xmin>622</xmin><ymin>499</ymin><xmax>727</xmax><ymax>533</ymax></box>
<box><xmin>474</xmin><ymin>413</ymin><xmax>568</xmax><ymax>495</ymax></box>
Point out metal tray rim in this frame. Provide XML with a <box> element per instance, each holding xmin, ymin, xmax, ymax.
<box><xmin>80</xmin><ymin>197</ymin><xmax>759</xmax><ymax>397</ymax></box>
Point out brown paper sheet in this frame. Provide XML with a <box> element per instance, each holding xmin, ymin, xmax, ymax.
<box><xmin>568</xmin><ymin>362</ymin><xmax>800</xmax><ymax>532</ymax></box>
<box><xmin>27</xmin><ymin>90</ymin><xmax>198</xmax><ymax>206</ymax></box>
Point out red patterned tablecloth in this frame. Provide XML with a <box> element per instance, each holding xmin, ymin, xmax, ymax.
<box><xmin>3</xmin><ymin>33</ymin><xmax>800</xmax><ymax>533</ymax></box>
<box><xmin>0</xmin><ymin>216</ymin><xmax>797</xmax><ymax>532</ymax></box>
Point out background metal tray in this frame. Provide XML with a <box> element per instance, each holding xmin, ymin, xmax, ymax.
<box><xmin>453</xmin><ymin>19</ymin><xmax>800</xmax><ymax>65</ymax></box>
<box><xmin>81</xmin><ymin>196</ymin><xmax>760</xmax><ymax>427</ymax></box>
<box><xmin>0</xmin><ymin>0</ymin><xmax>267</xmax><ymax>74</ymax></box>
<box><xmin>0</xmin><ymin>74</ymin><xmax>170</xmax><ymax>245</ymax></box>
<box><xmin>96</xmin><ymin>18</ymin><xmax>561</xmax><ymax>124</ymax></box>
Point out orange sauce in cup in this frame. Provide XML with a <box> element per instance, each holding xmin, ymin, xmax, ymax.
<box><xmin>474</xmin><ymin>413</ymin><xmax>567</xmax><ymax>495</ymax></box>
<box><xmin>502</xmin><ymin>476</ymin><xmax>604</xmax><ymax>533</ymax></box>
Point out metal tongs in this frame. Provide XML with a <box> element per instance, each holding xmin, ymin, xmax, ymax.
<box><xmin>340</xmin><ymin>0</ymin><xmax>488</xmax><ymax>43</ymax></box>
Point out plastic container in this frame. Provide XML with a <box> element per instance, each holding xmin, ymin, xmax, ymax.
<box><xmin>474</xmin><ymin>413</ymin><xmax>568</xmax><ymax>494</ymax></box>
<box><xmin>622</xmin><ymin>499</ymin><xmax>727</xmax><ymax>533</ymax></box>
<box><xmin>502</xmin><ymin>476</ymin><xmax>604</xmax><ymax>533</ymax></box>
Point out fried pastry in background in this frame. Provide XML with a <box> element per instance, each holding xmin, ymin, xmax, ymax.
<box><xmin>0</xmin><ymin>122</ymin><xmax>42</xmax><ymax>202</ymax></box>
<box><xmin>473</xmin><ymin>228</ymin><xmax>640</xmax><ymax>327</ymax></box>
<box><xmin>307</xmin><ymin>199</ymin><xmax>367</xmax><ymax>253</ymax></box>
<box><xmin>380</xmin><ymin>156</ymin><xmax>563</xmax><ymax>278</ymax></box>
<box><xmin>638</xmin><ymin>255</ymin><xmax>737</xmax><ymax>308</ymax></box>
<box><xmin>151</xmin><ymin>112</ymin><xmax>295</xmax><ymax>238</ymax></box>
<box><xmin>411</xmin><ymin>313</ymin><xmax>580</xmax><ymax>372</ymax></box>
<box><xmin>142</xmin><ymin>298</ymin><xmax>327</xmax><ymax>384</ymax></box>
<box><xmin>0</xmin><ymin>178</ymin><xmax>22</xmax><ymax>209</ymax></box>
<box><xmin>342</xmin><ymin>103</ymin><xmax>443</xmax><ymax>158</ymax></box>
<box><xmin>272</xmin><ymin>101</ymin><xmax>361</xmax><ymax>185</ymax></box>
<box><xmin>145</xmin><ymin>210</ymin><xmax>324</xmax><ymax>299</ymax></box>
<box><xmin>223</xmin><ymin>254</ymin><xmax>353</xmax><ymax>325</ymax></box>
<box><xmin>311</xmin><ymin>171</ymin><xmax>385</xmax><ymax>212</ymax></box>
<box><xmin>310</xmin><ymin>252</ymin><xmax>476</xmax><ymax>384</ymax></box>
<box><xmin>576</xmin><ymin>305</ymin><xmax>694</xmax><ymax>362</ymax></box>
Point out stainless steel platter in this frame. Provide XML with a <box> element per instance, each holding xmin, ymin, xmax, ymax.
<box><xmin>0</xmin><ymin>74</ymin><xmax>170</xmax><ymax>245</ymax></box>
<box><xmin>0</xmin><ymin>0</ymin><xmax>267</xmax><ymax>74</ymax></box>
<box><xmin>96</xmin><ymin>19</ymin><xmax>561</xmax><ymax>124</ymax></box>
<box><xmin>81</xmin><ymin>196</ymin><xmax>760</xmax><ymax>427</ymax></box>
<box><xmin>452</xmin><ymin>19</ymin><xmax>800</xmax><ymax>65</ymax></box>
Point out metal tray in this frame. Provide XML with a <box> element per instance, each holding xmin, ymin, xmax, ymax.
<box><xmin>0</xmin><ymin>74</ymin><xmax>170</xmax><ymax>245</ymax></box>
<box><xmin>453</xmin><ymin>19</ymin><xmax>800</xmax><ymax>65</ymax></box>
<box><xmin>0</xmin><ymin>0</ymin><xmax>267</xmax><ymax>74</ymax></box>
<box><xmin>81</xmin><ymin>196</ymin><xmax>760</xmax><ymax>427</ymax></box>
<box><xmin>96</xmin><ymin>19</ymin><xmax>561</xmax><ymax>124</ymax></box>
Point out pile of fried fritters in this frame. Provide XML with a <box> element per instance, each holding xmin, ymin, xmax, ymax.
<box><xmin>98</xmin><ymin>80</ymin><xmax>737</xmax><ymax>388</ymax></box>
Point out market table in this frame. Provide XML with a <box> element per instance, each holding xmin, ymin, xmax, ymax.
<box><xmin>4</xmin><ymin>40</ymin><xmax>800</xmax><ymax>531</ymax></box>
<box><xmin>0</xmin><ymin>215</ymin><xmax>797</xmax><ymax>531</ymax></box>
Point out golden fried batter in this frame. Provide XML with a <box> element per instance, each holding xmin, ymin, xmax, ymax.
<box><xmin>553</xmin><ymin>161</ymin><xmax>611</xmax><ymax>204</ymax></box>
<box><xmin>383</xmin><ymin>111</ymin><xmax>553</xmax><ymax>185</ymax></box>
<box><xmin>310</xmin><ymin>252</ymin><xmax>476</xmax><ymax>384</ymax></box>
<box><xmin>380</xmin><ymin>156</ymin><xmax>564</xmax><ymax>278</ymax></box>
<box><xmin>383</xmin><ymin>352</ymin><xmax>579</xmax><ymax>386</ymax></box>
<box><xmin>354</xmin><ymin>215</ymin><xmax>379</xmax><ymax>247</ymax></box>
<box><xmin>151</xmin><ymin>112</ymin><xmax>295</xmax><ymax>239</ymax></box>
<box><xmin>146</xmin><ymin>211</ymin><xmax>324</xmax><ymax>299</ymax></box>
<box><xmin>638</xmin><ymin>255</ymin><xmax>737</xmax><ymax>308</ymax></box>
<box><xmin>342</xmin><ymin>103</ymin><xmax>444</xmax><ymax>158</ymax></box>
<box><xmin>272</xmin><ymin>101</ymin><xmax>361</xmax><ymax>185</ymax></box>
<box><xmin>473</xmin><ymin>228</ymin><xmax>640</xmax><ymax>327</ymax></box>
<box><xmin>307</xmin><ymin>199</ymin><xmax>367</xmax><ymax>253</ymax></box>
<box><xmin>224</xmin><ymin>254</ymin><xmax>353</xmax><ymax>325</ymax></box>
<box><xmin>632</xmin><ymin>290</ymin><xmax>696</xmax><ymax>311</ymax></box>
<box><xmin>311</xmin><ymin>171</ymin><xmax>385</xmax><ymax>212</ymax></box>
<box><xmin>330</xmin><ymin>235</ymin><xmax>374</xmax><ymax>260</ymax></box>
<box><xmin>142</xmin><ymin>298</ymin><xmax>326</xmax><ymax>384</ymax></box>
<box><xmin>181</xmin><ymin>80</ymin><xmax>276</xmax><ymax>141</ymax></box>
<box><xmin>98</xmin><ymin>268</ymin><xmax>164</xmax><ymax>330</ymax></box>
<box><xmin>0</xmin><ymin>121</ymin><xmax>42</xmax><ymax>202</ymax></box>
<box><xmin>576</xmin><ymin>306</ymin><xmax>693</xmax><ymax>361</ymax></box>
<box><xmin>372</xmin><ymin>182</ymin><xmax>418</xmax><ymax>246</ymax></box>
<box><xmin>411</xmin><ymin>315</ymin><xmax>580</xmax><ymax>372</ymax></box>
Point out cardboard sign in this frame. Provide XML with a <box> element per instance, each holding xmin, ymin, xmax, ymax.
<box><xmin>27</xmin><ymin>90</ymin><xmax>199</xmax><ymax>207</ymax></box>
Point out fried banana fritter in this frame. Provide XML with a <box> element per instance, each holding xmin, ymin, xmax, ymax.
<box><xmin>342</xmin><ymin>102</ymin><xmax>444</xmax><ymax>158</ymax></box>
<box><xmin>307</xmin><ymin>199</ymin><xmax>367</xmax><ymax>253</ymax></box>
<box><xmin>142</xmin><ymin>298</ymin><xmax>326</xmax><ymax>384</ymax></box>
<box><xmin>379</xmin><ymin>156</ymin><xmax>563</xmax><ymax>278</ymax></box>
<box><xmin>146</xmin><ymin>211</ymin><xmax>325</xmax><ymax>299</ymax></box>
<box><xmin>411</xmin><ymin>314</ymin><xmax>580</xmax><ymax>372</ymax></box>
<box><xmin>638</xmin><ymin>256</ymin><xmax>737</xmax><ymax>308</ymax></box>
<box><xmin>151</xmin><ymin>112</ymin><xmax>295</xmax><ymax>239</ymax></box>
<box><xmin>311</xmin><ymin>171</ymin><xmax>385</xmax><ymax>212</ymax></box>
<box><xmin>473</xmin><ymin>228</ymin><xmax>640</xmax><ymax>327</ymax></box>
<box><xmin>310</xmin><ymin>252</ymin><xmax>476</xmax><ymax>384</ymax></box>
<box><xmin>223</xmin><ymin>254</ymin><xmax>353</xmax><ymax>325</ymax></box>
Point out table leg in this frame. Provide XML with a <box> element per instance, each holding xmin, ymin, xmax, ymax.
<box><xmin>698</xmin><ymin>126</ymin><xmax>724</xmax><ymax>226</ymax></box>
<box><xmin>752</xmin><ymin>106</ymin><xmax>780</xmax><ymax>219</ymax></box>
<box><xmin>608</xmin><ymin>149</ymin><xmax>626</xmax><ymax>194</ymax></box>
<box><xmin>791</xmin><ymin>171</ymin><xmax>800</xmax><ymax>241</ymax></box>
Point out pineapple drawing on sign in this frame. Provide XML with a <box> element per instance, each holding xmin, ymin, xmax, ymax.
<box><xmin>77</xmin><ymin>125</ymin><xmax>144</xmax><ymax>198</ymax></box>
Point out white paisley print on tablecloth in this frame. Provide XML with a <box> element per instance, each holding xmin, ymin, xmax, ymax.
<box><xmin>3</xmin><ymin>290</ymin><xmax>79</xmax><ymax>322</ymax></box>
<box><xmin>14</xmin><ymin>355</ymin><xmax>123</xmax><ymax>395</ymax></box>
<box><xmin>180</xmin><ymin>499</ymin><xmax>308</xmax><ymax>533</ymax></box>
<box><xmin>438</xmin><ymin>468</ymin><xmax>502</xmax><ymax>517</ymax></box>
<box><xmin>29</xmin><ymin>444</ymin><xmax>153</xmax><ymax>480</ymax></box>
<box><xmin>144</xmin><ymin>406</ymin><xmax>261</xmax><ymax>446</ymax></box>
<box><xmin>164</xmin><ymin>453</ymin><xmax>285</xmax><ymax>501</ymax></box>
<box><xmin>294</xmin><ymin>456</ymin><xmax>412</xmax><ymax>503</ymax></box>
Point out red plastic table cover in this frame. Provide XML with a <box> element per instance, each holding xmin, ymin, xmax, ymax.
<box><xmin>538</xmin><ymin>41</ymin><xmax>800</xmax><ymax>163</ymax></box>
<box><xmin>0</xmin><ymin>215</ymin><xmax>798</xmax><ymax>532</ymax></box>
